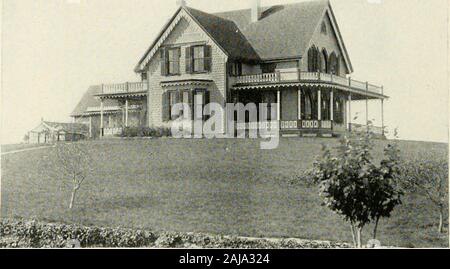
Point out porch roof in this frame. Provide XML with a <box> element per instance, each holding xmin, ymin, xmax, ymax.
<box><xmin>160</xmin><ymin>79</ymin><xmax>213</xmax><ymax>88</ymax></box>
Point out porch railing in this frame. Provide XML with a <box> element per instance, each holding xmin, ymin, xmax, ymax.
<box><xmin>234</xmin><ymin>70</ymin><xmax>383</xmax><ymax>95</ymax></box>
<box><xmin>101</xmin><ymin>82</ymin><xmax>148</xmax><ymax>95</ymax></box>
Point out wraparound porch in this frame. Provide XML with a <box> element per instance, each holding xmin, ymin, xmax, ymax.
<box><xmin>230</xmin><ymin>81</ymin><xmax>386</xmax><ymax>137</ymax></box>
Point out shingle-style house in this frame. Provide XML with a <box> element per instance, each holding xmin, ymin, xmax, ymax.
<box><xmin>28</xmin><ymin>120</ymin><xmax>89</xmax><ymax>144</ymax></box>
<box><xmin>72</xmin><ymin>0</ymin><xmax>387</xmax><ymax>138</ymax></box>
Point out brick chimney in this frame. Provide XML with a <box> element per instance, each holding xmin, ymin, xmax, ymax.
<box><xmin>251</xmin><ymin>0</ymin><xmax>262</xmax><ymax>22</ymax></box>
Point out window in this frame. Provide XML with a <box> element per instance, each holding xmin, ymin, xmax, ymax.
<box><xmin>169</xmin><ymin>91</ymin><xmax>179</xmax><ymax>120</ymax></box>
<box><xmin>141</xmin><ymin>72</ymin><xmax>148</xmax><ymax>81</ymax></box>
<box><xmin>160</xmin><ymin>47</ymin><xmax>180</xmax><ymax>76</ymax></box>
<box><xmin>321</xmin><ymin>21</ymin><xmax>327</xmax><ymax>35</ymax></box>
<box><xmin>321</xmin><ymin>49</ymin><xmax>328</xmax><ymax>73</ymax></box>
<box><xmin>194</xmin><ymin>89</ymin><xmax>210</xmax><ymax>121</ymax></box>
<box><xmin>168</xmin><ymin>48</ymin><xmax>180</xmax><ymax>75</ymax></box>
<box><xmin>261</xmin><ymin>63</ymin><xmax>276</xmax><ymax>74</ymax></box>
<box><xmin>229</xmin><ymin>62</ymin><xmax>242</xmax><ymax>76</ymax></box>
<box><xmin>261</xmin><ymin>91</ymin><xmax>276</xmax><ymax>121</ymax></box>
<box><xmin>329</xmin><ymin>52</ymin><xmax>338</xmax><ymax>75</ymax></box>
<box><xmin>193</xmin><ymin>46</ymin><xmax>204</xmax><ymax>72</ymax></box>
<box><xmin>307</xmin><ymin>46</ymin><xmax>321</xmax><ymax>72</ymax></box>
<box><xmin>186</xmin><ymin>45</ymin><xmax>212</xmax><ymax>73</ymax></box>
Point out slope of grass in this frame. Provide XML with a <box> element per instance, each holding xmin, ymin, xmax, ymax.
<box><xmin>1</xmin><ymin>138</ymin><xmax>448</xmax><ymax>248</ymax></box>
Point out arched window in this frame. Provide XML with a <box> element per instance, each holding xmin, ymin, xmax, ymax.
<box><xmin>308</xmin><ymin>46</ymin><xmax>320</xmax><ymax>72</ymax></box>
<box><xmin>321</xmin><ymin>49</ymin><xmax>328</xmax><ymax>73</ymax></box>
<box><xmin>329</xmin><ymin>52</ymin><xmax>338</xmax><ymax>75</ymax></box>
<box><xmin>308</xmin><ymin>46</ymin><xmax>315</xmax><ymax>72</ymax></box>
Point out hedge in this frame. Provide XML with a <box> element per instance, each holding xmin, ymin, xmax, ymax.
<box><xmin>0</xmin><ymin>218</ymin><xmax>352</xmax><ymax>248</ymax></box>
<box><xmin>119</xmin><ymin>127</ymin><xmax>171</xmax><ymax>138</ymax></box>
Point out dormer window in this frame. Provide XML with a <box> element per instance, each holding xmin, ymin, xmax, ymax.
<box><xmin>321</xmin><ymin>21</ymin><xmax>327</xmax><ymax>35</ymax></box>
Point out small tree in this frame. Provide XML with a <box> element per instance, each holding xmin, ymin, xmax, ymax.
<box><xmin>400</xmin><ymin>155</ymin><xmax>448</xmax><ymax>233</ymax></box>
<box><xmin>49</xmin><ymin>143</ymin><xmax>93</xmax><ymax>209</ymax></box>
<box><xmin>310</xmin><ymin>131</ymin><xmax>403</xmax><ymax>247</ymax></box>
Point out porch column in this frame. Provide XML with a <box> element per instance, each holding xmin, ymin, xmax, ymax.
<box><xmin>298</xmin><ymin>87</ymin><xmax>302</xmax><ymax>120</ymax></box>
<box><xmin>330</xmin><ymin>89</ymin><xmax>334</xmax><ymax>121</ymax></box>
<box><xmin>89</xmin><ymin>116</ymin><xmax>92</xmax><ymax>138</ymax></box>
<box><xmin>348</xmin><ymin>93</ymin><xmax>352</xmax><ymax>131</ymax></box>
<box><xmin>317</xmin><ymin>88</ymin><xmax>321</xmax><ymax>120</ymax></box>
<box><xmin>100</xmin><ymin>99</ymin><xmax>104</xmax><ymax>137</ymax></box>
<box><xmin>277</xmin><ymin>89</ymin><xmax>281</xmax><ymax>121</ymax></box>
<box><xmin>125</xmin><ymin>99</ymin><xmax>129</xmax><ymax>127</ymax></box>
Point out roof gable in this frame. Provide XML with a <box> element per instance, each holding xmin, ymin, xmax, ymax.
<box><xmin>135</xmin><ymin>1</ymin><xmax>353</xmax><ymax>72</ymax></box>
<box><xmin>135</xmin><ymin>7</ymin><xmax>238</xmax><ymax>72</ymax></box>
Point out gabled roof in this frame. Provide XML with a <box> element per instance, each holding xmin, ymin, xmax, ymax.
<box><xmin>185</xmin><ymin>7</ymin><xmax>260</xmax><ymax>62</ymax></box>
<box><xmin>71</xmin><ymin>86</ymin><xmax>119</xmax><ymax>117</ymax></box>
<box><xmin>135</xmin><ymin>0</ymin><xmax>353</xmax><ymax>72</ymax></box>
<box><xmin>213</xmin><ymin>0</ymin><xmax>327</xmax><ymax>61</ymax></box>
<box><xmin>43</xmin><ymin>121</ymin><xmax>89</xmax><ymax>134</ymax></box>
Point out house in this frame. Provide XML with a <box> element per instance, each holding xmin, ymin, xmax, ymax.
<box><xmin>27</xmin><ymin>120</ymin><xmax>89</xmax><ymax>144</ymax></box>
<box><xmin>72</xmin><ymin>0</ymin><xmax>387</xmax><ymax>138</ymax></box>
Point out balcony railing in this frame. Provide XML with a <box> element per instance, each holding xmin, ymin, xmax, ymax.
<box><xmin>100</xmin><ymin>82</ymin><xmax>148</xmax><ymax>95</ymax></box>
<box><xmin>234</xmin><ymin>70</ymin><xmax>384</xmax><ymax>95</ymax></box>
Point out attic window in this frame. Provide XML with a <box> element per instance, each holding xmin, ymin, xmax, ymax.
<box><xmin>321</xmin><ymin>22</ymin><xmax>327</xmax><ymax>35</ymax></box>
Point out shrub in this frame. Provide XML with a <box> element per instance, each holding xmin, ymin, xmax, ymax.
<box><xmin>307</xmin><ymin>131</ymin><xmax>403</xmax><ymax>247</ymax></box>
<box><xmin>120</xmin><ymin>127</ymin><xmax>172</xmax><ymax>138</ymax></box>
<box><xmin>399</xmin><ymin>155</ymin><xmax>449</xmax><ymax>233</ymax></box>
<box><xmin>0</xmin><ymin>218</ymin><xmax>353</xmax><ymax>248</ymax></box>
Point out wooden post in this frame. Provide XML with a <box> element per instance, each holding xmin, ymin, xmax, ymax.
<box><xmin>348</xmin><ymin>93</ymin><xmax>352</xmax><ymax>131</ymax></box>
<box><xmin>277</xmin><ymin>89</ymin><xmax>281</xmax><ymax>121</ymax></box>
<box><xmin>330</xmin><ymin>89</ymin><xmax>334</xmax><ymax>121</ymax></box>
<box><xmin>317</xmin><ymin>88</ymin><xmax>321</xmax><ymax>120</ymax></box>
<box><xmin>89</xmin><ymin>116</ymin><xmax>92</xmax><ymax>138</ymax></box>
<box><xmin>125</xmin><ymin>99</ymin><xmax>129</xmax><ymax>127</ymax></box>
<box><xmin>100</xmin><ymin>99</ymin><xmax>104</xmax><ymax>137</ymax></box>
<box><xmin>298</xmin><ymin>87</ymin><xmax>302</xmax><ymax>120</ymax></box>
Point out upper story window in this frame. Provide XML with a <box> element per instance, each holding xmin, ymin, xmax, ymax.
<box><xmin>193</xmin><ymin>46</ymin><xmax>205</xmax><ymax>72</ymax></box>
<box><xmin>141</xmin><ymin>72</ymin><xmax>147</xmax><ymax>81</ymax></box>
<box><xmin>186</xmin><ymin>45</ymin><xmax>212</xmax><ymax>74</ymax></box>
<box><xmin>261</xmin><ymin>63</ymin><xmax>277</xmax><ymax>74</ymax></box>
<box><xmin>229</xmin><ymin>62</ymin><xmax>242</xmax><ymax>76</ymax></box>
<box><xmin>160</xmin><ymin>47</ymin><xmax>181</xmax><ymax>76</ymax></box>
<box><xmin>168</xmin><ymin>48</ymin><xmax>181</xmax><ymax>75</ymax></box>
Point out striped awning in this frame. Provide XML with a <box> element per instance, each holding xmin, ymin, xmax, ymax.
<box><xmin>160</xmin><ymin>79</ymin><xmax>213</xmax><ymax>88</ymax></box>
<box><xmin>232</xmin><ymin>82</ymin><xmax>387</xmax><ymax>100</ymax></box>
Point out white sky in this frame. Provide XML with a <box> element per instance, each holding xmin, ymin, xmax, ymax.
<box><xmin>1</xmin><ymin>0</ymin><xmax>449</xmax><ymax>144</ymax></box>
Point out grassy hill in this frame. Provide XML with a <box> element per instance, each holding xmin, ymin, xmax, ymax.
<box><xmin>1</xmin><ymin>138</ymin><xmax>448</xmax><ymax>247</ymax></box>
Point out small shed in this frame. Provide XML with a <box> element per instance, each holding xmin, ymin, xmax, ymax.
<box><xmin>28</xmin><ymin>120</ymin><xmax>89</xmax><ymax>144</ymax></box>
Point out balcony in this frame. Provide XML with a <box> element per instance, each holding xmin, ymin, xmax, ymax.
<box><xmin>232</xmin><ymin>70</ymin><xmax>385</xmax><ymax>97</ymax></box>
<box><xmin>98</xmin><ymin>82</ymin><xmax>148</xmax><ymax>96</ymax></box>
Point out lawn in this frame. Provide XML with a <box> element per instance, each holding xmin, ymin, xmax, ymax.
<box><xmin>1</xmin><ymin>138</ymin><xmax>448</xmax><ymax>248</ymax></box>
<box><xmin>1</xmin><ymin>143</ymin><xmax>51</xmax><ymax>153</ymax></box>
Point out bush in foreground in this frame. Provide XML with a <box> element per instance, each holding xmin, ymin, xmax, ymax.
<box><xmin>0</xmin><ymin>218</ymin><xmax>352</xmax><ymax>249</ymax></box>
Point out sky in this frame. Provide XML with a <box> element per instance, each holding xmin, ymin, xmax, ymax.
<box><xmin>1</xmin><ymin>0</ymin><xmax>449</xmax><ymax>144</ymax></box>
